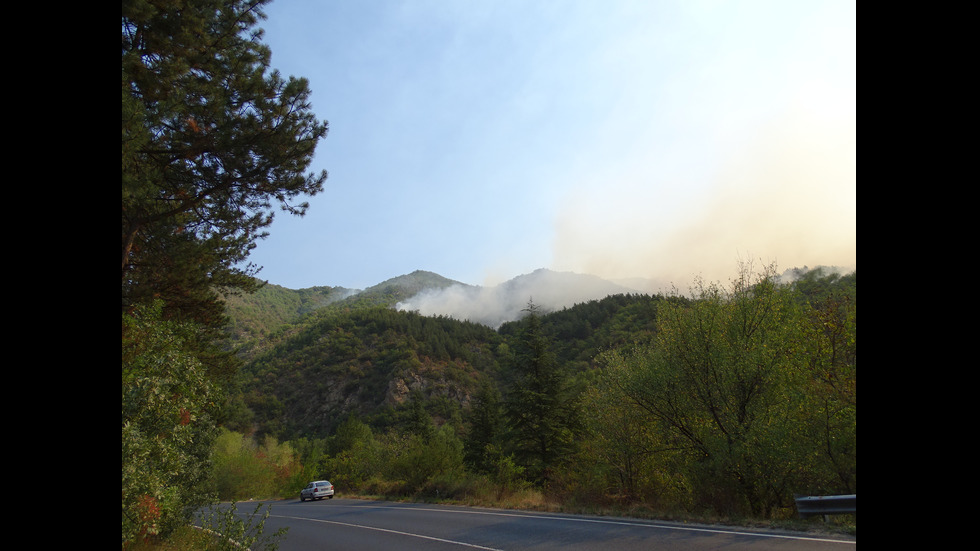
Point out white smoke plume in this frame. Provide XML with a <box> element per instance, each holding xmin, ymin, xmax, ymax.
<box><xmin>396</xmin><ymin>269</ymin><xmax>638</xmax><ymax>328</ymax></box>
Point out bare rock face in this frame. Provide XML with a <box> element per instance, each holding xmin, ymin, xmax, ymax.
<box><xmin>383</xmin><ymin>370</ymin><xmax>472</xmax><ymax>409</ymax></box>
<box><xmin>384</xmin><ymin>376</ymin><xmax>414</xmax><ymax>407</ymax></box>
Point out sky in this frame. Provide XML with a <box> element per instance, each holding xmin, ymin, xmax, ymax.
<box><xmin>246</xmin><ymin>0</ymin><xmax>856</xmax><ymax>292</ymax></box>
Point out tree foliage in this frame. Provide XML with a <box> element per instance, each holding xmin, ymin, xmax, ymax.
<box><xmin>604</xmin><ymin>263</ymin><xmax>856</xmax><ymax>517</ymax></box>
<box><xmin>502</xmin><ymin>301</ymin><xmax>582</xmax><ymax>484</ymax></box>
<box><xmin>214</xmin><ymin>265</ymin><xmax>854</xmax><ymax>521</ymax></box>
<box><xmin>236</xmin><ymin>306</ymin><xmax>500</xmax><ymax>440</ymax></box>
<box><xmin>122</xmin><ymin>0</ymin><xmax>328</xmax><ymax>329</ymax></box>
<box><xmin>211</xmin><ymin>428</ymin><xmax>304</xmax><ymax>501</ymax></box>
<box><xmin>121</xmin><ymin>0</ymin><xmax>328</xmax><ymax>544</ymax></box>
<box><xmin>122</xmin><ymin>302</ymin><xmax>222</xmax><ymax>544</ymax></box>
<box><xmin>463</xmin><ymin>379</ymin><xmax>505</xmax><ymax>475</ymax></box>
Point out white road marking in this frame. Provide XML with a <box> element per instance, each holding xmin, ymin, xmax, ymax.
<box><xmin>315</xmin><ymin>503</ymin><xmax>853</xmax><ymax>545</ymax></box>
<box><xmin>405</xmin><ymin>506</ymin><xmax>855</xmax><ymax>544</ymax></box>
<box><xmin>272</xmin><ymin>502</ymin><xmax>855</xmax><ymax>546</ymax></box>
<box><xmin>273</xmin><ymin>514</ymin><xmax>504</xmax><ymax>550</ymax></box>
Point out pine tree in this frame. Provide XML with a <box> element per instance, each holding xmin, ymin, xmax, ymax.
<box><xmin>464</xmin><ymin>379</ymin><xmax>504</xmax><ymax>474</ymax></box>
<box><xmin>503</xmin><ymin>301</ymin><xmax>581</xmax><ymax>484</ymax></box>
<box><xmin>122</xmin><ymin>1</ymin><xmax>328</xmax><ymax>543</ymax></box>
<box><xmin>122</xmin><ymin>0</ymin><xmax>328</xmax><ymax>330</ymax></box>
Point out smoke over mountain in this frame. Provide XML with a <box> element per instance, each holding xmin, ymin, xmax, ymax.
<box><xmin>395</xmin><ymin>268</ymin><xmax>639</xmax><ymax>328</ymax></box>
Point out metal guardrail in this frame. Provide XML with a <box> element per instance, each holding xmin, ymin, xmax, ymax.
<box><xmin>794</xmin><ymin>494</ymin><xmax>856</xmax><ymax>519</ymax></box>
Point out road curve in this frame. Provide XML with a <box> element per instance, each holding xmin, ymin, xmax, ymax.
<box><xmin>223</xmin><ymin>498</ymin><xmax>855</xmax><ymax>551</ymax></box>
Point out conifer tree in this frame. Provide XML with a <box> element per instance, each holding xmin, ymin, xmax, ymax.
<box><xmin>122</xmin><ymin>0</ymin><xmax>328</xmax><ymax>330</ymax></box>
<box><xmin>464</xmin><ymin>379</ymin><xmax>504</xmax><ymax>474</ymax></box>
<box><xmin>121</xmin><ymin>1</ymin><xmax>328</xmax><ymax>543</ymax></box>
<box><xmin>503</xmin><ymin>301</ymin><xmax>581</xmax><ymax>484</ymax></box>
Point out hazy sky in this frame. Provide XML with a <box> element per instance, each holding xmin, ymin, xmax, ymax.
<box><xmin>247</xmin><ymin>0</ymin><xmax>856</xmax><ymax>291</ymax></box>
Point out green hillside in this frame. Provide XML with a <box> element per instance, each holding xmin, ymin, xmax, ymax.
<box><xmin>218</xmin><ymin>265</ymin><xmax>855</xmax><ymax>521</ymax></box>
<box><xmin>222</xmin><ymin>283</ymin><xmax>356</xmax><ymax>341</ymax></box>
<box><xmin>228</xmin><ymin>305</ymin><xmax>502</xmax><ymax>439</ymax></box>
<box><xmin>224</xmin><ymin>289</ymin><xmax>683</xmax><ymax>440</ymax></box>
<box><xmin>221</xmin><ymin>270</ymin><xmax>466</xmax><ymax>358</ymax></box>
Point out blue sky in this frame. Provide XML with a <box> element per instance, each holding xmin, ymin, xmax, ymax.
<box><xmin>247</xmin><ymin>0</ymin><xmax>856</xmax><ymax>291</ymax></box>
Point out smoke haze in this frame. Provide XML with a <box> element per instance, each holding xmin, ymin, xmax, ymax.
<box><xmin>245</xmin><ymin>2</ymin><xmax>856</xmax><ymax>293</ymax></box>
<box><xmin>550</xmin><ymin>104</ymin><xmax>856</xmax><ymax>291</ymax></box>
<box><xmin>396</xmin><ymin>269</ymin><xmax>638</xmax><ymax>328</ymax></box>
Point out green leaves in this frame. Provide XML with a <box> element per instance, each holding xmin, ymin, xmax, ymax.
<box><xmin>196</xmin><ymin>501</ymin><xmax>288</xmax><ymax>551</ymax></box>
<box><xmin>595</xmin><ymin>264</ymin><xmax>856</xmax><ymax>517</ymax></box>
<box><xmin>123</xmin><ymin>5</ymin><xmax>329</xmax><ymax>539</ymax></box>
<box><xmin>211</xmin><ymin>267</ymin><xmax>853</xmax><ymax>519</ymax></box>
<box><xmin>122</xmin><ymin>303</ymin><xmax>222</xmax><ymax>544</ymax></box>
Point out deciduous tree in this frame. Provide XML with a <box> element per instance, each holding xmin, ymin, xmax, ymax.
<box><xmin>613</xmin><ymin>263</ymin><xmax>856</xmax><ymax>517</ymax></box>
<box><xmin>619</xmin><ymin>264</ymin><xmax>799</xmax><ymax>516</ymax></box>
<box><xmin>122</xmin><ymin>303</ymin><xmax>221</xmax><ymax>543</ymax></box>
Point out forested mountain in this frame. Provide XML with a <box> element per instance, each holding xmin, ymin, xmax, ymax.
<box><xmin>222</xmin><ymin>266</ymin><xmax>854</xmax><ymax>442</ymax></box>
<box><xmin>221</xmin><ymin>268</ymin><xmax>666</xmax><ymax>440</ymax></box>
<box><xmin>216</xmin><ymin>264</ymin><xmax>855</xmax><ymax>518</ymax></box>
<box><xmin>225</xmin><ymin>270</ymin><xmax>463</xmax><ymax>327</ymax></box>
<box><xmin>226</xmin><ymin>306</ymin><xmax>501</xmax><ymax>438</ymax></box>
<box><xmin>222</xmin><ymin>283</ymin><xmax>358</xmax><ymax>342</ymax></box>
<box><xmin>224</xmin><ymin>268</ymin><xmax>640</xmax><ymax>346</ymax></box>
<box><xmin>221</xmin><ymin>270</ymin><xmax>466</xmax><ymax>356</ymax></box>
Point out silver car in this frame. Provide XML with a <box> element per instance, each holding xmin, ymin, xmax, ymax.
<box><xmin>300</xmin><ymin>480</ymin><xmax>335</xmax><ymax>501</ymax></box>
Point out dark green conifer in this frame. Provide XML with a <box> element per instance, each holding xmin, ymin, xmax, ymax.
<box><xmin>503</xmin><ymin>301</ymin><xmax>581</xmax><ymax>484</ymax></box>
<box><xmin>122</xmin><ymin>0</ymin><xmax>328</xmax><ymax>332</ymax></box>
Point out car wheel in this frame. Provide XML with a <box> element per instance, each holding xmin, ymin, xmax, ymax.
<box><xmin>300</xmin><ymin>495</ymin><xmax>305</xmax><ymax>502</ymax></box>
<box><xmin>328</xmin><ymin>495</ymin><xmax>334</xmax><ymax>499</ymax></box>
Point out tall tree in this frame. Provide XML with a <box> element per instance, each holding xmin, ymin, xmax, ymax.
<box><xmin>579</xmin><ymin>362</ymin><xmax>664</xmax><ymax>502</ymax></box>
<box><xmin>122</xmin><ymin>1</ymin><xmax>328</xmax><ymax>543</ymax></box>
<box><xmin>464</xmin><ymin>379</ymin><xmax>504</xmax><ymax>474</ymax></box>
<box><xmin>503</xmin><ymin>301</ymin><xmax>581</xmax><ymax>484</ymax></box>
<box><xmin>122</xmin><ymin>0</ymin><xmax>328</xmax><ymax>329</ymax></box>
<box><xmin>616</xmin><ymin>263</ymin><xmax>853</xmax><ymax>517</ymax></box>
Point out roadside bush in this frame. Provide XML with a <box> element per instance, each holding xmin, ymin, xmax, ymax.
<box><xmin>122</xmin><ymin>304</ymin><xmax>220</xmax><ymax>546</ymax></box>
<box><xmin>211</xmin><ymin>429</ymin><xmax>302</xmax><ymax>500</ymax></box>
<box><xmin>195</xmin><ymin>502</ymin><xmax>288</xmax><ymax>550</ymax></box>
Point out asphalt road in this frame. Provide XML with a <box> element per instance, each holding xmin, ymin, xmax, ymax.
<box><xmin>218</xmin><ymin>498</ymin><xmax>855</xmax><ymax>550</ymax></box>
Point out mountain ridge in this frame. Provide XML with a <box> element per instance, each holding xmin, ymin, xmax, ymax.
<box><xmin>396</xmin><ymin>268</ymin><xmax>643</xmax><ymax>328</ymax></box>
<box><xmin>222</xmin><ymin>268</ymin><xmax>647</xmax><ymax>346</ymax></box>
<box><xmin>226</xmin><ymin>265</ymin><xmax>852</xmax><ymax>339</ymax></box>
<box><xmin>224</xmin><ymin>265</ymin><xmax>854</xmax><ymax>440</ymax></box>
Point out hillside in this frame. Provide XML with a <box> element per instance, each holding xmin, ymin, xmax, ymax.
<box><xmin>229</xmin><ymin>305</ymin><xmax>503</xmax><ymax>439</ymax></box>
<box><xmin>226</xmin><ymin>292</ymin><xmax>677</xmax><ymax>440</ymax></box>
<box><xmin>212</xmin><ymin>265</ymin><xmax>855</xmax><ymax>522</ymax></box>
<box><xmin>221</xmin><ymin>270</ymin><xmax>464</xmax><ymax>349</ymax></box>
<box><xmin>222</xmin><ymin>266</ymin><xmax>854</xmax><ymax>441</ymax></box>
<box><xmin>222</xmin><ymin>283</ymin><xmax>358</xmax><ymax>342</ymax></box>
<box><xmin>222</xmin><ymin>268</ymin><xmax>668</xmax><ymax>440</ymax></box>
<box><xmin>225</xmin><ymin>268</ymin><xmax>643</xmax><ymax>341</ymax></box>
